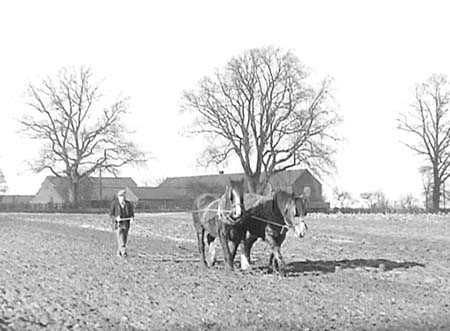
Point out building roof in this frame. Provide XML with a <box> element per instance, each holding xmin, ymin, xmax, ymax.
<box><xmin>266</xmin><ymin>169</ymin><xmax>310</xmax><ymax>188</ymax></box>
<box><xmin>36</xmin><ymin>176</ymin><xmax>138</xmax><ymax>202</ymax></box>
<box><xmin>159</xmin><ymin>172</ymin><xmax>245</xmax><ymax>189</ymax></box>
<box><xmin>86</xmin><ymin>177</ymin><xmax>137</xmax><ymax>200</ymax></box>
<box><xmin>159</xmin><ymin>169</ymin><xmax>311</xmax><ymax>190</ymax></box>
<box><xmin>128</xmin><ymin>187</ymin><xmax>186</xmax><ymax>200</ymax></box>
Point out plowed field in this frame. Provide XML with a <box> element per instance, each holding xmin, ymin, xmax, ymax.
<box><xmin>1</xmin><ymin>212</ymin><xmax>449</xmax><ymax>330</ymax></box>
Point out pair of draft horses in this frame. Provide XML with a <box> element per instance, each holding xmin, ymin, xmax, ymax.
<box><xmin>192</xmin><ymin>179</ymin><xmax>309</xmax><ymax>276</ymax></box>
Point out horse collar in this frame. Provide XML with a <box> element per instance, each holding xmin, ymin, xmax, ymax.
<box><xmin>217</xmin><ymin>197</ymin><xmax>242</xmax><ymax>225</ymax></box>
<box><xmin>271</xmin><ymin>196</ymin><xmax>294</xmax><ymax>229</ymax></box>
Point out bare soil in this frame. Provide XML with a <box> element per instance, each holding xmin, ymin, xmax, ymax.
<box><xmin>0</xmin><ymin>212</ymin><xmax>449</xmax><ymax>330</ymax></box>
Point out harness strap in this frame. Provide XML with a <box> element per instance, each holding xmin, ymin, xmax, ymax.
<box><xmin>193</xmin><ymin>207</ymin><xmax>234</xmax><ymax>214</ymax></box>
<box><xmin>248</xmin><ymin>214</ymin><xmax>290</xmax><ymax>230</ymax></box>
<box><xmin>218</xmin><ymin>201</ymin><xmax>245</xmax><ymax>225</ymax></box>
<box><xmin>193</xmin><ymin>203</ymin><xmax>244</xmax><ymax>225</ymax></box>
<box><xmin>248</xmin><ymin>214</ymin><xmax>308</xmax><ymax>232</ymax></box>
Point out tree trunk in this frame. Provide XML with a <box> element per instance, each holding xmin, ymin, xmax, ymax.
<box><xmin>432</xmin><ymin>173</ymin><xmax>441</xmax><ymax>213</ymax></box>
<box><xmin>246</xmin><ymin>174</ymin><xmax>268</xmax><ymax>195</ymax></box>
<box><xmin>255</xmin><ymin>185</ymin><xmax>266</xmax><ymax>195</ymax></box>
<box><xmin>246</xmin><ymin>175</ymin><xmax>259</xmax><ymax>194</ymax></box>
<box><xmin>68</xmin><ymin>180</ymin><xmax>79</xmax><ymax>208</ymax></box>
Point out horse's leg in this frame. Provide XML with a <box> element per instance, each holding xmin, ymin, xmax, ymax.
<box><xmin>218</xmin><ymin>224</ymin><xmax>233</xmax><ymax>271</ymax></box>
<box><xmin>277</xmin><ymin>234</ymin><xmax>287</xmax><ymax>275</ymax></box>
<box><xmin>268</xmin><ymin>252</ymin><xmax>274</xmax><ymax>269</ymax></box>
<box><xmin>265</xmin><ymin>235</ymin><xmax>286</xmax><ymax>276</ymax></box>
<box><xmin>228</xmin><ymin>226</ymin><xmax>244</xmax><ymax>263</ymax></box>
<box><xmin>205</xmin><ymin>234</ymin><xmax>216</xmax><ymax>267</ymax></box>
<box><xmin>241</xmin><ymin>233</ymin><xmax>258</xmax><ymax>271</ymax></box>
<box><xmin>228</xmin><ymin>240</ymin><xmax>238</xmax><ymax>262</ymax></box>
<box><xmin>194</xmin><ymin>220</ymin><xmax>208</xmax><ymax>268</ymax></box>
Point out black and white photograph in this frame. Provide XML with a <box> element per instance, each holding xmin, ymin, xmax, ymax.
<box><xmin>1</xmin><ymin>1</ymin><xmax>449</xmax><ymax>330</ymax></box>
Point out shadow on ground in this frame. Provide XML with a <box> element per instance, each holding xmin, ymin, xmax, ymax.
<box><xmin>284</xmin><ymin>258</ymin><xmax>425</xmax><ymax>276</ymax></box>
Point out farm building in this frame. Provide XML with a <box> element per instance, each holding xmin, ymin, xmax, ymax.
<box><xmin>26</xmin><ymin>169</ymin><xmax>329</xmax><ymax>211</ymax></box>
<box><xmin>31</xmin><ymin>176</ymin><xmax>137</xmax><ymax>208</ymax></box>
<box><xmin>125</xmin><ymin>187</ymin><xmax>190</xmax><ymax>211</ymax></box>
<box><xmin>0</xmin><ymin>195</ymin><xmax>34</xmax><ymax>204</ymax></box>
<box><xmin>0</xmin><ymin>195</ymin><xmax>34</xmax><ymax>211</ymax></box>
<box><xmin>158</xmin><ymin>169</ymin><xmax>329</xmax><ymax>210</ymax></box>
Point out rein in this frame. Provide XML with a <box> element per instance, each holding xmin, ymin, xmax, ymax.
<box><xmin>248</xmin><ymin>213</ymin><xmax>291</xmax><ymax>230</ymax></box>
<box><xmin>248</xmin><ymin>213</ymin><xmax>308</xmax><ymax>237</ymax></box>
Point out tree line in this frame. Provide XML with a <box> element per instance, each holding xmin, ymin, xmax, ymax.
<box><xmin>5</xmin><ymin>46</ymin><xmax>450</xmax><ymax>213</ymax></box>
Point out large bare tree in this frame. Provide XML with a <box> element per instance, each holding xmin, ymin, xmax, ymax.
<box><xmin>182</xmin><ymin>46</ymin><xmax>340</xmax><ymax>194</ymax></box>
<box><xmin>398</xmin><ymin>74</ymin><xmax>450</xmax><ymax>213</ymax></box>
<box><xmin>20</xmin><ymin>67</ymin><xmax>146</xmax><ymax>207</ymax></box>
<box><xmin>0</xmin><ymin>169</ymin><xmax>7</xmax><ymax>193</ymax></box>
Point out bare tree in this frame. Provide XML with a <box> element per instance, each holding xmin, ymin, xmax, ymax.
<box><xmin>182</xmin><ymin>46</ymin><xmax>340</xmax><ymax>194</ymax></box>
<box><xmin>333</xmin><ymin>187</ymin><xmax>353</xmax><ymax>208</ymax></box>
<box><xmin>398</xmin><ymin>194</ymin><xmax>420</xmax><ymax>213</ymax></box>
<box><xmin>0</xmin><ymin>169</ymin><xmax>7</xmax><ymax>193</ymax></box>
<box><xmin>419</xmin><ymin>165</ymin><xmax>433</xmax><ymax>211</ymax></box>
<box><xmin>398</xmin><ymin>74</ymin><xmax>450</xmax><ymax>213</ymax></box>
<box><xmin>20</xmin><ymin>67</ymin><xmax>146</xmax><ymax>207</ymax></box>
<box><xmin>360</xmin><ymin>192</ymin><xmax>377</xmax><ymax>209</ymax></box>
<box><xmin>360</xmin><ymin>191</ymin><xmax>389</xmax><ymax>211</ymax></box>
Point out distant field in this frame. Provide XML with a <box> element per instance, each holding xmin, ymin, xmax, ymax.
<box><xmin>1</xmin><ymin>212</ymin><xmax>449</xmax><ymax>330</ymax></box>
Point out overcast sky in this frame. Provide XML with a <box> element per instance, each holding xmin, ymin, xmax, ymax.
<box><xmin>1</xmin><ymin>0</ymin><xmax>450</xmax><ymax>203</ymax></box>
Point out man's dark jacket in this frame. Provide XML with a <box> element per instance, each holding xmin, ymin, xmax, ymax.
<box><xmin>109</xmin><ymin>199</ymin><xmax>134</xmax><ymax>228</ymax></box>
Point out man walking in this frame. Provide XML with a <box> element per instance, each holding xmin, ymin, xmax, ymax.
<box><xmin>109</xmin><ymin>189</ymin><xmax>134</xmax><ymax>257</ymax></box>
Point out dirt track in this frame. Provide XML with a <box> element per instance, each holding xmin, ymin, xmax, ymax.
<box><xmin>1</xmin><ymin>212</ymin><xmax>450</xmax><ymax>330</ymax></box>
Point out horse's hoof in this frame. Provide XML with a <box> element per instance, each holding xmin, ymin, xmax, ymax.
<box><xmin>206</xmin><ymin>259</ymin><xmax>216</xmax><ymax>267</ymax></box>
<box><xmin>240</xmin><ymin>254</ymin><xmax>251</xmax><ymax>271</ymax></box>
<box><xmin>225</xmin><ymin>265</ymin><xmax>234</xmax><ymax>273</ymax></box>
<box><xmin>241</xmin><ymin>265</ymin><xmax>251</xmax><ymax>272</ymax></box>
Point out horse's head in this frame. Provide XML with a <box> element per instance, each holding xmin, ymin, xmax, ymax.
<box><xmin>275</xmin><ymin>190</ymin><xmax>309</xmax><ymax>238</ymax></box>
<box><xmin>293</xmin><ymin>195</ymin><xmax>309</xmax><ymax>237</ymax></box>
<box><xmin>225</xmin><ymin>178</ymin><xmax>245</xmax><ymax>220</ymax></box>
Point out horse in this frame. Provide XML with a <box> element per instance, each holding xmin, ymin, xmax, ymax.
<box><xmin>192</xmin><ymin>178</ymin><xmax>245</xmax><ymax>271</ymax></box>
<box><xmin>240</xmin><ymin>190</ymin><xmax>309</xmax><ymax>276</ymax></box>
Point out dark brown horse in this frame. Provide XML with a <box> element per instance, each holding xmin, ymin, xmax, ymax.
<box><xmin>241</xmin><ymin>190</ymin><xmax>308</xmax><ymax>276</ymax></box>
<box><xmin>192</xmin><ymin>179</ymin><xmax>245</xmax><ymax>271</ymax></box>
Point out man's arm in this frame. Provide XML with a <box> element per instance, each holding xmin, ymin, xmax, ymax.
<box><xmin>126</xmin><ymin>201</ymin><xmax>135</xmax><ymax>222</ymax></box>
<box><xmin>108</xmin><ymin>200</ymin><xmax>118</xmax><ymax>229</ymax></box>
<box><xmin>129</xmin><ymin>201</ymin><xmax>135</xmax><ymax>218</ymax></box>
<box><xmin>109</xmin><ymin>200</ymin><xmax>116</xmax><ymax>219</ymax></box>
<box><xmin>110</xmin><ymin>200</ymin><xmax>121</xmax><ymax>221</ymax></box>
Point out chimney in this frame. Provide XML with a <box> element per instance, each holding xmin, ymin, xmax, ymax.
<box><xmin>218</xmin><ymin>170</ymin><xmax>224</xmax><ymax>175</ymax></box>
